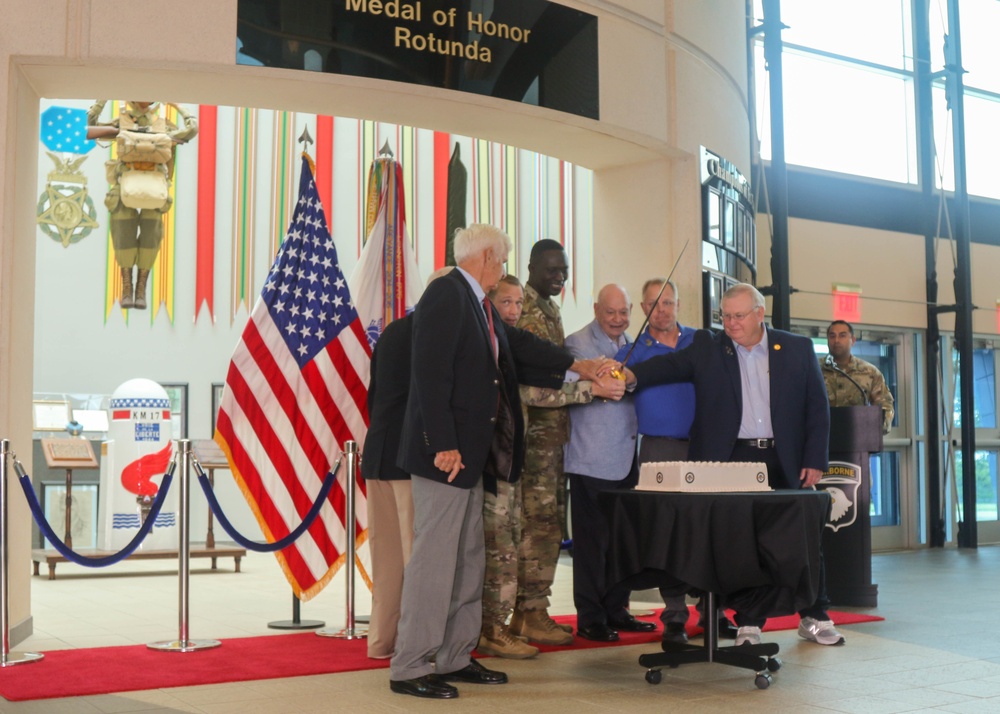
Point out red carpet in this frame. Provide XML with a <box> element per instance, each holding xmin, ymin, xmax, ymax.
<box><xmin>0</xmin><ymin>609</ymin><xmax>882</xmax><ymax>701</ymax></box>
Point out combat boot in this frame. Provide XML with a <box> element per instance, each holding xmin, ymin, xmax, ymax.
<box><xmin>119</xmin><ymin>267</ymin><xmax>135</xmax><ymax>309</ymax></box>
<box><xmin>509</xmin><ymin>608</ymin><xmax>573</xmax><ymax>646</ymax></box>
<box><xmin>477</xmin><ymin>623</ymin><xmax>539</xmax><ymax>659</ymax></box>
<box><xmin>133</xmin><ymin>269</ymin><xmax>150</xmax><ymax>309</ymax></box>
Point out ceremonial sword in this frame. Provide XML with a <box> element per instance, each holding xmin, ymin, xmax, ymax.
<box><xmin>611</xmin><ymin>239</ymin><xmax>690</xmax><ymax>376</ymax></box>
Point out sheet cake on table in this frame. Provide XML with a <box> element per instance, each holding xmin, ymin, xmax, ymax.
<box><xmin>637</xmin><ymin>461</ymin><xmax>771</xmax><ymax>492</ymax></box>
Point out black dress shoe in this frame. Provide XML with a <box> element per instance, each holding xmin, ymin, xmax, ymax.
<box><xmin>389</xmin><ymin>675</ymin><xmax>459</xmax><ymax>699</ymax></box>
<box><xmin>440</xmin><ymin>659</ymin><xmax>508</xmax><ymax>684</ymax></box>
<box><xmin>661</xmin><ymin>621</ymin><xmax>688</xmax><ymax>646</ymax></box>
<box><xmin>607</xmin><ymin>614</ymin><xmax>657</xmax><ymax>632</ymax></box>
<box><xmin>698</xmin><ymin>616</ymin><xmax>739</xmax><ymax>639</ymax></box>
<box><xmin>577</xmin><ymin>624</ymin><xmax>620</xmax><ymax>642</ymax></box>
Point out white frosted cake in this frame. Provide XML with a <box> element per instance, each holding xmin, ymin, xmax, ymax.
<box><xmin>637</xmin><ymin>461</ymin><xmax>771</xmax><ymax>492</ymax></box>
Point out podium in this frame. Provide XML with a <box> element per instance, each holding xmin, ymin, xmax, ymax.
<box><xmin>817</xmin><ymin>406</ymin><xmax>882</xmax><ymax>607</ymax></box>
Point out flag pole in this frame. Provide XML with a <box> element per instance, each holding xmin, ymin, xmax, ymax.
<box><xmin>268</xmin><ymin>593</ymin><xmax>325</xmax><ymax>630</ymax></box>
<box><xmin>318</xmin><ymin>441</ymin><xmax>367</xmax><ymax>639</ymax></box>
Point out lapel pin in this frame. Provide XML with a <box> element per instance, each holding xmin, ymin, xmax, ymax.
<box><xmin>773</xmin><ymin>344</ymin><xmax>781</xmax><ymax>350</ymax></box>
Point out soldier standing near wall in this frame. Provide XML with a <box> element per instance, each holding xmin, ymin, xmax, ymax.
<box><xmin>822</xmin><ymin>320</ymin><xmax>895</xmax><ymax>434</ymax></box>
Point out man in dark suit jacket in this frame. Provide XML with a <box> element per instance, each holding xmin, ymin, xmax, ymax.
<box><xmin>624</xmin><ymin>283</ymin><xmax>843</xmax><ymax>648</ymax></box>
<box><xmin>362</xmin><ymin>267</ymin><xmax>455</xmax><ymax>660</ymax></box>
<box><xmin>389</xmin><ymin>224</ymin><xmax>609</xmax><ymax>700</ymax></box>
<box><xmin>362</xmin><ymin>313</ymin><xmax>413</xmax><ymax>660</ymax></box>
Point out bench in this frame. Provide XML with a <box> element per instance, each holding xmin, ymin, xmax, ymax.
<box><xmin>31</xmin><ymin>545</ymin><xmax>246</xmax><ymax>580</ymax></box>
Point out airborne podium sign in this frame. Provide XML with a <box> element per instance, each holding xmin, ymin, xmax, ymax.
<box><xmin>816</xmin><ymin>405</ymin><xmax>882</xmax><ymax>607</ymax></box>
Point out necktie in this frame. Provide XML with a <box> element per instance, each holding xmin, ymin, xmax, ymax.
<box><xmin>483</xmin><ymin>297</ymin><xmax>498</xmax><ymax>362</ymax></box>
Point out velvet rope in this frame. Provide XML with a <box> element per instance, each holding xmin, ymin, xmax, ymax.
<box><xmin>15</xmin><ymin>462</ymin><xmax>174</xmax><ymax>568</ymax></box>
<box><xmin>193</xmin><ymin>457</ymin><xmax>338</xmax><ymax>553</ymax></box>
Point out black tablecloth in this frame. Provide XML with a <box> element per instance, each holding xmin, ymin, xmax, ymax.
<box><xmin>600</xmin><ymin>489</ymin><xmax>832</xmax><ymax>619</ymax></box>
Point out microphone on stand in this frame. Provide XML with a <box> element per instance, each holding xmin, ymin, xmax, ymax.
<box><xmin>824</xmin><ymin>354</ymin><xmax>870</xmax><ymax>405</ymax></box>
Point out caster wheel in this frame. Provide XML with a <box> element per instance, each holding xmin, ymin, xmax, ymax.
<box><xmin>645</xmin><ymin>669</ymin><xmax>663</xmax><ymax>685</ymax></box>
<box><xmin>754</xmin><ymin>673</ymin><xmax>772</xmax><ymax>690</ymax></box>
<box><xmin>767</xmin><ymin>657</ymin><xmax>782</xmax><ymax>672</ymax></box>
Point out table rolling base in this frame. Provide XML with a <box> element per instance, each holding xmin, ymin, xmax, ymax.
<box><xmin>637</xmin><ymin>593</ymin><xmax>782</xmax><ymax>689</ymax></box>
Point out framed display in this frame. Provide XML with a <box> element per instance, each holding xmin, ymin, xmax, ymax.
<box><xmin>32</xmin><ymin>400</ymin><xmax>71</xmax><ymax>431</ymax></box>
<box><xmin>72</xmin><ymin>409</ymin><xmax>109</xmax><ymax>433</ymax></box>
<box><xmin>41</xmin><ymin>481</ymin><xmax>98</xmax><ymax>549</ymax></box>
<box><xmin>159</xmin><ymin>382</ymin><xmax>189</xmax><ymax>439</ymax></box>
<box><xmin>211</xmin><ymin>382</ymin><xmax>225</xmax><ymax>436</ymax></box>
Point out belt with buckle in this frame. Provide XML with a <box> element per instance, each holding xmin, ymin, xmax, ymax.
<box><xmin>738</xmin><ymin>438</ymin><xmax>774</xmax><ymax>448</ymax></box>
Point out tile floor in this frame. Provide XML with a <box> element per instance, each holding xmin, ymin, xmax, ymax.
<box><xmin>4</xmin><ymin>545</ymin><xmax>1000</xmax><ymax>713</ymax></box>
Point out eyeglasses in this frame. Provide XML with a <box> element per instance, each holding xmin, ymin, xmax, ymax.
<box><xmin>645</xmin><ymin>300</ymin><xmax>675</xmax><ymax>308</ymax></box>
<box><xmin>720</xmin><ymin>310</ymin><xmax>756</xmax><ymax>322</ymax></box>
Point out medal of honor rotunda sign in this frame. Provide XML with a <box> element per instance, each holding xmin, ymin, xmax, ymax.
<box><xmin>236</xmin><ymin>0</ymin><xmax>599</xmax><ymax>119</ymax></box>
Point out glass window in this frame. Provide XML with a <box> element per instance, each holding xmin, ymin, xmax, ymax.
<box><xmin>723</xmin><ymin>199</ymin><xmax>735</xmax><ymax>248</ymax></box>
<box><xmin>755</xmin><ymin>47</ymin><xmax>917</xmax><ymax>183</ymax></box>
<box><xmin>963</xmin><ymin>94</ymin><xmax>1000</xmax><ymax>201</ymax></box>
<box><xmin>853</xmin><ymin>340</ymin><xmax>899</xmax><ymax>430</ymax></box>
<box><xmin>941</xmin><ymin>0</ymin><xmax>1000</xmax><ymax>94</ymax></box>
<box><xmin>955</xmin><ymin>450</ymin><xmax>999</xmax><ymax>522</ymax></box>
<box><xmin>870</xmin><ymin>451</ymin><xmax>900</xmax><ymax>527</ymax></box>
<box><xmin>930</xmin><ymin>86</ymin><xmax>955</xmax><ymax>194</ymax></box>
<box><xmin>952</xmin><ymin>346</ymin><xmax>997</xmax><ymax>429</ymax></box>
<box><xmin>707</xmin><ymin>189</ymin><xmax>721</xmax><ymax>244</ymax></box>
<box><xmin>931</xmin><ymin>86</ymin><xmax>1000</xmax><ymax>201</ymax></box>
<box><xmin>773</xmin><ymin>0</ymin><xmax>912</xmax><ymax>70</ymax></box>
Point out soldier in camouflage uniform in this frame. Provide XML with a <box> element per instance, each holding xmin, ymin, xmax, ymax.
<box><xmin>822</xmin><ymin>320</ymin><xmax>895</xmax><ymax>434</ymax></box>
<box><xmin>480</xmin><ymin>275</ymin><xmax>617</xmax><ymax>658</ymax></box>
<box><xmin>506</xmin><ymin>241</ymin><xmax>584</xmax><ymax>647</ymax></box>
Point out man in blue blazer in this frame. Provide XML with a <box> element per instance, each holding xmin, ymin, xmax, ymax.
<box><xmin>624</xmin><ymin>283</ymin><xmax>842</xmax><ymax>647</ymax></box>
<box><xmin>389</xmin><ymin>225</ymin><xmax>609</xmax><ymax>699</ymax></box>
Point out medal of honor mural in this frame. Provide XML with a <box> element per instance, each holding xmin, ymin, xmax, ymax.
<box><xmin>98</xmin><ymin>378</ymin><xmax>178</xmax><ymax>550</ymax></box>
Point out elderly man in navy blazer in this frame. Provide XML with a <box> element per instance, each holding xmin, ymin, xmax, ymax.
<box><xmin>623</xmin><ymin>283</ymin><xmax>842</xmax><ymax>648</ymax></box>
<box><xmin>389</xmin><ymin>224</ymin><xmax>612</xmax><ymax>700</ymax></box>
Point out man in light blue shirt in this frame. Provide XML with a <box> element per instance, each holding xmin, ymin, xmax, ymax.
<box><xmin>564</xmin><ymin>284</ymin><xmax>656</xmax><ymax>642</ymax></box>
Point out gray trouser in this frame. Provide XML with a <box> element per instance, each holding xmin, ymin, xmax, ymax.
<box><xmin>390</xmin><ymin>476</ymin><xmax>484</xmax><ymax>680</ymax></box>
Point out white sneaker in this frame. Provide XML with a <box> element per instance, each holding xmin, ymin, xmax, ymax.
<box><xmin>797</xmin><ymin>617</ymin><xmax>845</xmax><ymax>646</ymax></box>
<box><xmin>735</xmin><ymin>626</ymin><xmax>761</xmax><ymax>646</ymax></box>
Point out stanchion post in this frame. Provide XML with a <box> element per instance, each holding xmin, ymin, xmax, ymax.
<box><xmin>318</xmin><ymin>441</ymin><xmax>367</xmax><ymax>639</ymax></box>
<box><xmin>0</xmin><ymin>440</ymin><xmax>42</xmax><ymax>666</ymax></box>
<box><xmin>268</xmin><ymin>593</ymin><xmax>325</xmax><ymax>630</ymax></box>
<box><xmin>148</xmin><ymin>440</ymin><xmax>221</xmax><ymax>652</ymax></box>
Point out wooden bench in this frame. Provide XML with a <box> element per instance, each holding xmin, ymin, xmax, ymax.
<box><xmin>31</xmin><ymin>545</ymin><xmax>246</xmax><ymax>580</ymax></box>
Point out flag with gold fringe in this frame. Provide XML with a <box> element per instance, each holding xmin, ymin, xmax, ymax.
<box><xmin>215</xmin><ymin>154</ymin><xmax>371</xmax><ymax>601</ymax></box>
<box><xmin>350</xmin><ymin>156</ymin><xmax>423</xmax><ymax>349</ymax></box>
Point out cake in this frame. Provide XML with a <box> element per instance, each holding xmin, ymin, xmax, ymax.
<box><xmin>637</xmin><ymin>461</ymin><xmax>771</xmax><ymax>492</ymax></box>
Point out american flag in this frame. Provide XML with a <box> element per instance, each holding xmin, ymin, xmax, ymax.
<box><xmin>215</xmin><ymin>155</ymin><xmax>371</xmax><ymax>601</ymax></box>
